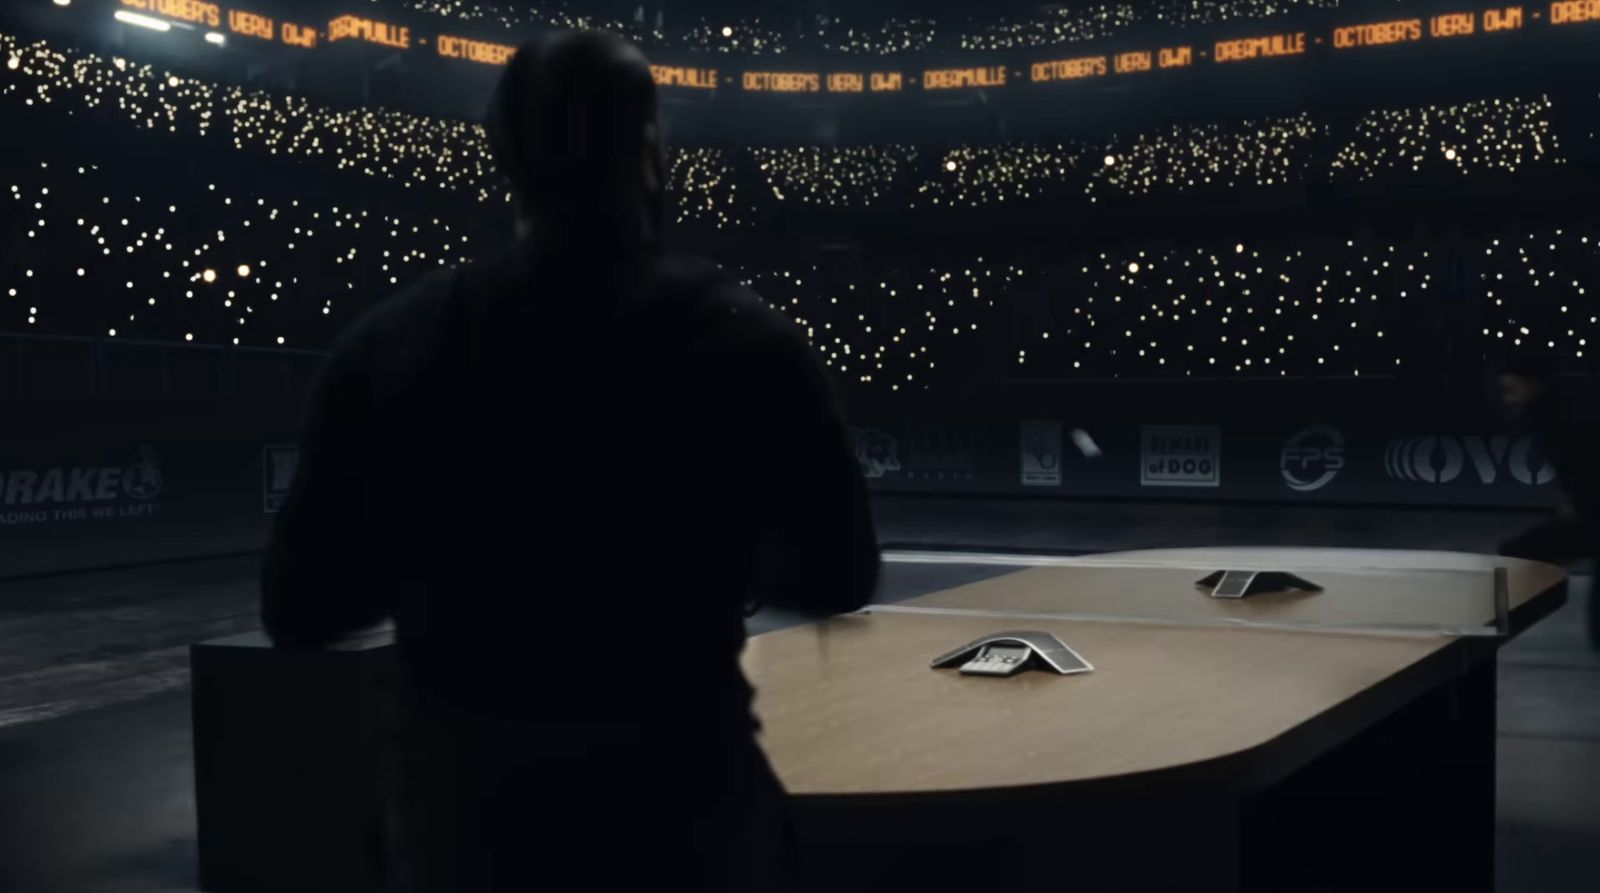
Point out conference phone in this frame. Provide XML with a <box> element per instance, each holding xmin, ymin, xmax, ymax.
<box><xmin>930</xmin><ymin>630</ymin><xmax>1093</xmax><ymax>678</ymax></box>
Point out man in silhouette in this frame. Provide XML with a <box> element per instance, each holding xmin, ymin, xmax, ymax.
<box><xmin>1495</xmin><ymin>349</ymin><xmax>1600</xmax><ymax>646</ymax></box>
<box><xmin>261</xmin><ymin>31</ymin><xmax>879</xmax><ymax>891</ymax></box>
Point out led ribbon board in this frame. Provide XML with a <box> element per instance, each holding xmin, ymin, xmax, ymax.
<box><xmin>101</xmin><ymin>2</ymin><xmax>1585</xmax><ymax>91</ymax></box>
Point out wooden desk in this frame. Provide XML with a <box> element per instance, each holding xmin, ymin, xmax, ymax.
<box><xmin>744</xmin><ymin>548</ymin><xmax>1566</xmax><ymax>892</ymax></box>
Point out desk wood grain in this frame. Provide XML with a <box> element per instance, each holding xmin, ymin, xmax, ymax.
<box><xmin>745</xmin><ymin>548</ymin><xmax>1564</xmax><ymax>797</ymax></box>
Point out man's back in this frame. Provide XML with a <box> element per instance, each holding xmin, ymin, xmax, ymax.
<box><xmin>261</xmin><ymin>239</ymin><xmax>879</xmax><ymax>888</ymax></box>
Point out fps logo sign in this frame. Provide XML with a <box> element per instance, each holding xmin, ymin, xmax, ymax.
<box><xmin>848</xmin><ymin>428</ymin><xmax>902</xmax><ymax>480</ymax></box>
<box><xmin>1384</xmin><ymin>435</ymin><xmax>1556</xmax><ymax>486</ymax></box>
<box><xmin>1281</xmin><ymin>426</ymin><xmax>1346</xmax><ymax>492</ymax></box>
<box><xmin>1141</xmin><ymin>425</ymin><xmax>1220</xmax><ymax>487</ymax></box>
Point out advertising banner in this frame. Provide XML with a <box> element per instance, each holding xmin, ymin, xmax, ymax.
<box><xmin>0</xmin><ymin>400</ymin><xmax>301</xmax><ymax>577</ymax></box>
<box><xmin>848</xmin><ymin>416</ymin><xmax>1559</xmax><ymax>509</ymax></box>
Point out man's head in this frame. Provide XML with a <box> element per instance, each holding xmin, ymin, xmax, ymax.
<box><xmin>1495</xmin><ymin>348</ymin><xmax>1559</xmax><ymax>422</ymax></box>
<box><xmin>487</xmin><ymin>31</ymin><xmax>665</xmax><ymax>245</ymax></box>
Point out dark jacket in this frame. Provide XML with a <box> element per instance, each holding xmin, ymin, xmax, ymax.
<box><xmin>259</xmin><ymin>236</ymin><xmax>879</xmax><ymax>887</ymax></box>
<box><xmin>262</xmin><ymin>234</ymin><xmax>878</xmax><ymax>719</ymax></box>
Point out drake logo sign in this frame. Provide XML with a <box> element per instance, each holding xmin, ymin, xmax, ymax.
<box><xmin>0</xmin><ymin>446</ymin><xmax>163</xmax><ymax>524</ymax></box>
<box><xmin>1141</xmin><ymin>425</ymin><xmax>1220</xmax><ymax>487</ymax></box>
<box><xmin>264</xmin><ymin>445</ymin><xmax>300</xmax><ymax>513</ymax></box>
<box><xmin>1384</xmin><ymin>435</ymin><xmax>1556</xmax><ymax>486</ymax></box>
<box><xmin>849</xmin><ymin>428</ymin><xmax>902</xmax><ymax>479</ymax></box>
<box><xmin>1281</xmin><ymin>426</ymin><xmax>1345</xmax><ymax>492</ymax></box>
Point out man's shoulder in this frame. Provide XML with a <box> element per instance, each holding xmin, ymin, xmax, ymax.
<box><xmin>646</xmin><ymin>253</ymin><xmax>805</xmax><ymax>347</ymax></box>
<box><xmin>337</xmin><ymin>265</ymin><xmax>460</xmax><ymax>353</ymax></box>
<box><xmin>329</xmin><ymin>252</ymin><xmax>523</xmax><ymax>375</ymax></box>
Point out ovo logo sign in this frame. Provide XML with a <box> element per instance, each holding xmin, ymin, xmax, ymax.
<box><xmin>1280</xmin><ymin>426</ymin><xmax>1345</xmax><ymax>492</ymax></box>
<box><xmin>1384</xmin><ymin>435</ymin><xmax>1555</xmax><ymax>486</ymax></box>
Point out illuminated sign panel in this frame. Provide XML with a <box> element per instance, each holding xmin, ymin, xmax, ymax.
<box><xmin>438</xmin><ymin>35</ymin><xmax>515</xmax><ymax>66</ymax></box>
<box><xmin>650</xmin><ymin>65</ymin><xmax>717</xmax><ymax>89</ymax></box>
<box><xmin>227</xmin><ymin>10</ymin><xmax>273</xmax><ymax>41</ymax></box>
<box><xmin>328</xmin><ymin>15</ymin><xmax>411</xmax><ymax>49</ymax></box>
<box><xmin>828</xmin><ymin>72</ymin><xmax>863</xmax><ymax>92</ymax></box>
<box><xmin>82</xmin><ymin>3</ymin><xmax>1584</xmax><ymax>94</ymax></box>
<box><xmin>1485</xmin><ymin>6</ymin><xmax>1526</xmax><ymax>29</ymax></box>
<box><xmin>1115</xmin><ymin>51</ymin><xmax>1152</xmax><ymax>73</ymax></box>
<box><xmin>119</xmin><ymin>0</ymin><xmax>221</xmax><ymax>28</ymax></box>
<box><xmin>1030</xmin><ymin>57</ymin><xmax>1106</xmax><ymax>82</ymax></box>
<box><xmin>825</xmin><ymin>72</ymin><xmax>904</xmax><ymax>93</ymax></box>
<box><xmin>1551</xmin><ymin>0</ymin><xmax>1600</xmax><ymax>22</ymax></box>
<box><xmin>923</xmin><ymin>66</ymin><xmax>1006</xmax><ymax>89</ymax></box>
<box><xmin>1332</xmin><ymin>19</ymin><xmax>1424</xmax><ymax>47</ymax></box>
<box><xmin>281</xmin><ymin>22</ymin><xmax>317</xmax><ymax>48</ymax></box>
<box><xmin>743</xmin><ymin>71</ymin><xmax>821</xmax><ymax>92</ymax></box>
<box><xmin>1214</xmin><ymin>33</ymin><xmax>1307</xmax><ymax>62</ymax></box>
<box><xmin>1160</xmin><ymin>46</ymin><xmax>1194</xmax><ymax>68</ymax></box>
<box><xmin>1430</xmin><ymin>12</ymin><xmax>1477</xmax><ymax>36</ymax></box>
